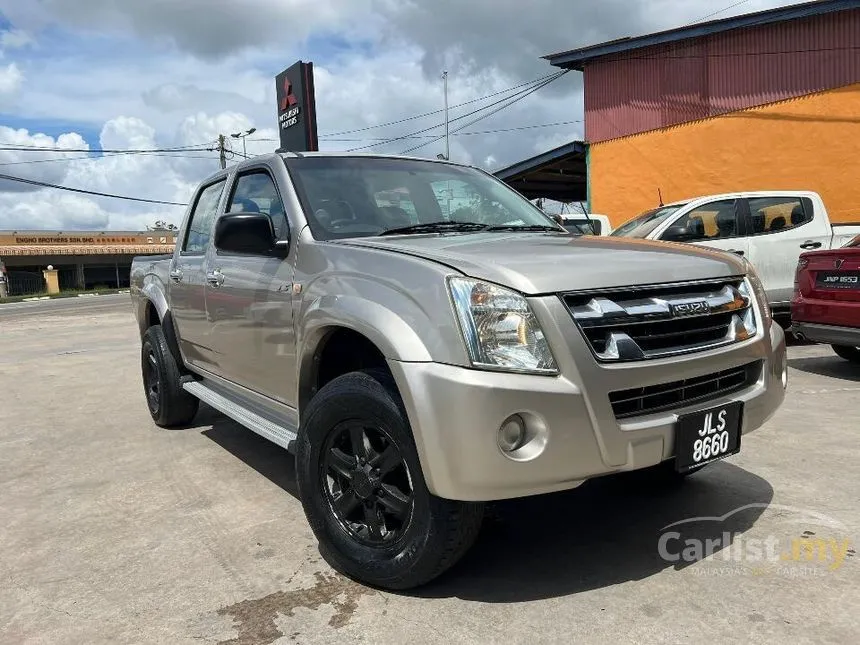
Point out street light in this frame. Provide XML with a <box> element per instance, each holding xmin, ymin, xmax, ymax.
<box><xmin>231</xmin><ymin>127</ymin><xmax>257</xmax><ymax>157</ymax></box>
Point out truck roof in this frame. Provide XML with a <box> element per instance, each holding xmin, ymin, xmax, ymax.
<box><xmin>194</xmin><ymin>151</ymin><xmax>481</xmax><ymax>189</ymax></box>
<box><xmin>663</xmin><ymin>190</ymin><xmax>820</xmax><ymax>207</ymax></box>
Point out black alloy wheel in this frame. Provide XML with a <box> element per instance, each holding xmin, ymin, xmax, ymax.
<box><xmin>144</xmin><ymin>347</ymin><xmax>162</xmax><ymax>414</ymax></box>
<box><xmin>321</xmin><ymin>421</ymin><xmax>414</xmax><ymax>546</ymax></box>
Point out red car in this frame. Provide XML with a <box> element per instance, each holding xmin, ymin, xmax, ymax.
<box><xmin>791</xmin><ymin>234</ymin><xmax>860</xmax><ymax>363</ymax></box>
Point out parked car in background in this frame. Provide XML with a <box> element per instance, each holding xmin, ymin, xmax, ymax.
<box><xmin>130</xmin><ymin>152</ymin><xmax>786</xmax><ymax>590</ymax></box>
<box><xmin>791</xmin><ymin>234</ymin><xmax>860</xmax><ymax>363</ymax></box>
<box><xmin>610</xmin><ymin>191</ymin><xmax>860</xmax><ymax>320</ymax></box>
<box><xmin>560</xmin><ymin>213</ymin><xmax>613</xmax><ymax>236</ymax></box>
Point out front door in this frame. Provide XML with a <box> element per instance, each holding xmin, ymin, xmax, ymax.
<box><xmin>170</xmin><ymin>178</ymin><xmax>227</xmax><ymax>372</ymax></box>
<box><xmin>206</xmin><ymin>169</ymin><xmax>298</xmax><ymax>406</ymax></box>
<box><xmin>658</xmin><ymin>198</ymin><xmax>750</xmax><ymax>258</ymax></box>
<box><xmin>742</xmin><ymin>195</ymin><xmax>829</xmax><ymax>307</ymax></box>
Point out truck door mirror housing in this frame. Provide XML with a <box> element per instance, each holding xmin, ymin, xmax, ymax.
<box><xmin>214</xmin><ymin>212</ymin><xmax>279</xmax><ymax>256</ymax></box>
<box><xmin>663</xmin><ymin>224</ymin><xmax>696</xmax><ymax>242</ymax></box>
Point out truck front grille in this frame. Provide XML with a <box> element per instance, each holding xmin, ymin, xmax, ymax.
<box><xmin>609</xmin><ymin>361</ymin><xmax>761</xmax><ymax>419</ymax></box>
<box><xmin>563</xmin><ymin>277</ymin><xmax>757</xmax><ymax>362</ymax></box>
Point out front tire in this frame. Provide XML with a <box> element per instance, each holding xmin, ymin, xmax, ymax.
<box><xmin>832</xmin><ymin>345</ymin><xmax>860</xmax><ymax>363</ymax></box>
<box><xmin>141</xmin><ymin>324</ymin><xmax>199</xmax><ymax>428</ymax></box>
<box><xmin>296</xmin><ymin>369</ymin><xmax>484</xmax><ymax>590</ymax></box>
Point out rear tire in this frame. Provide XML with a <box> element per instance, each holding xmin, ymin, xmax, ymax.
<box><xmin>141</xmin><ymin>324</ymin><xmax>199</xmax><ymax>428</ymax></box>
<box><xmin>832</xmin><ymin>345</ymin><xmax>860</xmax><ymax>364</ymax></box>
<box><xmin>296</xmin><ymin>368</ymin><xmax>484</xmax><ymax>590</ymax></box>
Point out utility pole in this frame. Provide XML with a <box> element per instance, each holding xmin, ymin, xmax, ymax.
<box><xmin>218</xmin><ymin>134</ymin><xmax>227</xmax><ymax>169</ymax></box>
<box><xmin>442</xmin><ymin>70</ymin><xmax>449</xmax><ymax>161</ymax></box>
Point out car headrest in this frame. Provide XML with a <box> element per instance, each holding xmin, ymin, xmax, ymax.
<box><xmin>770</xmin><ymin>216</ymin><xmax>786</xmax><ymax>230</ymax></box>
<box><xmin>715</xmin><ymin>210</ymin><xmax>736</xmax><ymax>233</ymax></box>
<box><xmin>791</xmin><ymin>204</ymin><xmax>806</xmax><ymax>226</ymax></box>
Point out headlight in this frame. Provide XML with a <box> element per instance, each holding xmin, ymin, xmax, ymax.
<box><xmin>448</xmin><ymin>277</ymin><xmax>558</xmax><ymax>374</ymax></box>
<box><xmin>742</xmin><ymin>259</ymin><xmax>771</xmax><ymax>327</ymax></box>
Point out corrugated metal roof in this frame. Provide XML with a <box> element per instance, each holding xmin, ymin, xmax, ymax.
<box><xmin>545</xmin><ymin>0</ymin><xmax>860</xmax><ymax>70</ymax></box>
<box><xmin>584</xmin><ymin>9</ymin><xmax>860</xmax><ymax>142</ymax></box>
<box><xmin>494</xmin><ymin>141</ymin><xmax>588</xmax><ymax>202</ymax></box>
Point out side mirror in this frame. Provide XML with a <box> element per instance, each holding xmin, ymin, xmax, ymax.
<box><xmin>214</xmin><ymin>212</ymin><xmax>278</xmax><ymax>256</ymax></box>
<box><xmin>549</xmin><ymin>213</ymin><xmax>564</xmax><ymax>225</ymax></box>
<box><xmin>663</xmin><ymin>224</ymin><xmax>696</xmax><ymax>242</ymax></box>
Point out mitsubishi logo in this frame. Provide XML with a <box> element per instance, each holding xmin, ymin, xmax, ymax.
<box><xmin>279</xmin><ymin>76</ymin><xmax>298</xmax><ymax>111</ymax></box>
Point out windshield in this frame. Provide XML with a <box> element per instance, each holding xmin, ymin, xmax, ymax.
<box><xmin>283</xmin><ymin>156</ymin><xmax>564</xmax><ymax>240</ymax></box>
<box><xmin>610</xmin><ymin>204</ymin><xmax>687</xmax><ymax>238</ymax></box>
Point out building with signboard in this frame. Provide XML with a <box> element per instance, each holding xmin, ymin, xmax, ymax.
<box><xmin>0</xmin><ymin>230</ymin><xmax>175</xmax><ymax>296</ymax></box>
<box><xmin>498</xmin><ymin>0</ymin><xmax>860</xmax><ymax>228</ymax></box>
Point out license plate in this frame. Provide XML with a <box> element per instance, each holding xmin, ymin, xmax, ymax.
<box><xmin>816</xmin><ymin>271</ymin><xmax>860</xmax><ymax>290</ymax></box>
<box><xmin>674</xmin><ymin>401</ymin><xmax>743</xmax><ymax>472</ymax></box>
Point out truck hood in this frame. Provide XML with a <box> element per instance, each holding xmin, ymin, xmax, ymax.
<box><xmin>335</xmin><ymin>232</ymin><xmax>747</xmax><ymax>295</ymax></box>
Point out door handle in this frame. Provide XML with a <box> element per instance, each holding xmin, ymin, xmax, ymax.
<box><xmin>206</xmin><ymin>269</ymin><xmax>225</xmax><ymax>287</ymax></box>
<box><xmin>800</xmin><ymin>240</ymin><xmax>822</xmax><ymax>250</ymax></box>
<box><xmin>728</xmin><ymin>249</ymin><xmax>745</xmax><ymax>256</ymax></box>
<box><xmin>168</xmin><ymin>268</ymin><xmax>183</xmax><ymax>283</ymax></box>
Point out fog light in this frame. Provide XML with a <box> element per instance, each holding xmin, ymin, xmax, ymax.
<box><xmin>498</xmin><ymin>414</ymin><xmax>526</xmax><ymax>453</ymax></box>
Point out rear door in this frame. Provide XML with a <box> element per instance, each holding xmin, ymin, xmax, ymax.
<box><xmin>206</xmin><ymin>167</ymin><xmax>297</xmax><ymax>404</ymax></box>
<box><xmin>657</xmin><ymin>198</ymin><xmax>750</xmax><ymax>257</ymax></box>
<box><xmin>169</xmin><ymin>178</ymin><xmax>227</xmax><ymax>371</ymax></box>
<box><xmin>743</xmin><ymin>195</ymin><xmax>829</xmax><ymax>308</ymax></box>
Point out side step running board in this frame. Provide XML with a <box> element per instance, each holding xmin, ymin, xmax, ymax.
<box><xmin>183</xmin><ymin>381</ymin><xmax>297</xmax><ymax>451</ymax></box>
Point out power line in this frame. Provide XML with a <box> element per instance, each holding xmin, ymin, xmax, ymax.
<box><xmin>0</xmin><ymin>151</ymin><xmax>218</xmax><ymax>167</ymax></box>
<box><xmin>0</xmin><ymin>140</ymin><xmax>215</xmax><ymax>152</ymax></box>
<box><xmin>319</xmin><ymin>120</ymin><xmax>583</xmax><ymax>142</ymax></box>
<box><xmin>317</xmin><ymin>72</ymin><xmax>563</xmax><ymax>138</ymax></box>
<box><xmin>347</xmin><ymin>71</ymin><xmax>568</xmax><ymax>153</ymax></box>
<box><xmin>685</xmin><ymin>0</ymin><xmax>754</xmax><ymax>26</ymax></box>
<box><xmin>399</xmin><ymin>71</ymin><xmax>569</xmax><ymax>155</ymax></box>
<box><xmin>0</xmin><ymin>172</ymin><xmax>188</xmax><ymax>206</ymax></box>
<box><xmin>0</xmin><ymin>144</ymin><xmax>214</xmax><ymax>154</ymax></box>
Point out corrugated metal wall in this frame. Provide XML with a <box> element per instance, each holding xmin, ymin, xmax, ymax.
<box><xmin>584</xmin><ymin>9</ymin><xmax>860</xmax><ymax>143</ymax></box>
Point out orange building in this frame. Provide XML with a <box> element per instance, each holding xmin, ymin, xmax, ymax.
<box><xmin>502</xmin><ymin>0</ymin><xmax>860</xmax><ymax>228</ymax></box>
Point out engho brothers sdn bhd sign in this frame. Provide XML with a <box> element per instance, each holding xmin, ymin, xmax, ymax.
<box><xmin>275</xmin><ymin>60</ymin><xmax>319</xmax><ymax>153</ymax></box>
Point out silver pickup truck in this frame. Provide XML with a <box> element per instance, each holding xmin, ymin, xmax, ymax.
<box><xmin>130</xmin><ymin>152</ymin><xmax>787</xmax><ymax>590</ymax></box>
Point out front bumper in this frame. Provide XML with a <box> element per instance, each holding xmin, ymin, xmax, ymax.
<box><xmin>389</xmin><ymin>298</ymin><xmax>787</xmax><ymax>502</ymax></box>
<box><xmin>792</xmin><ymin>321</ymin><xmax>860</xmax><ymax>347</ymax></box>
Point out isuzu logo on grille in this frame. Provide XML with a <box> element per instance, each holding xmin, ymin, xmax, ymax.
<box><xmin>671</xmin><ymin>300</ymin><xmax>710</xmax><ymax>317</ymax></box>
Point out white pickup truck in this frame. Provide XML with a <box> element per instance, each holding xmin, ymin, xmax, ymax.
<box><xmin>610</xmin><ymin>191</ymin><xmax>860</xmax><ymax>318</ymax></box>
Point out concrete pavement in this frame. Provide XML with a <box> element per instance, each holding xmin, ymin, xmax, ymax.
<box><xmin>1</xmin><ymin>302</ymin><xmax>858</xmax><ymax>644</ymax></box>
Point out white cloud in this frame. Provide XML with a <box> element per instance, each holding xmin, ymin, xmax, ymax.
<box><xmin>0</xmin><ymin>29</ymin><xmax>34</xmax><ymax>50</ymax></box>
<box><xmin>0</xmin><ymin>62</ymin><xmax>22</xmax><ymax>95</ymax></box>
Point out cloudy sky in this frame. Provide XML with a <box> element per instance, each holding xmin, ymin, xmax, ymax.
<box><xmin>0</xmin><ymin>0</ymin><xmax>805</xmax><ymax>231</ymax></box>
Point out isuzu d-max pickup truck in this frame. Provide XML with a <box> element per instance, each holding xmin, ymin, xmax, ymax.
<box><xmin>130</xmin><ymin>152</ymin><xmax>787</xmax><ymax>590</ymax></box>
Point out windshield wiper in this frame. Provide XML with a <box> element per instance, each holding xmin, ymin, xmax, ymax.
<box><xmin>485</xmin><ymin>224</ymin><xmax>562</xmax><ymax>232</ymax></box>
<box><xmin>380</xmin><ymin>221</ymin><xmax>489</xmax><ymax>236</ymax></box>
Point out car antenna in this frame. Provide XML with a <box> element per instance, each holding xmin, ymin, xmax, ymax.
<box><xmin>657</xmin><ymin>187</ymin><xmax>664</xmax><ymax>206</ymax></box>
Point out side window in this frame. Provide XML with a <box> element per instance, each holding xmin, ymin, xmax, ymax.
<box><xmin>666</xmin><ymin>200</ymin><xmax>740</xmax><ymax>241</ymax></box>
<box><xmin>227</xmin><ymin>171</ymin><xmax>289</xmax><ymax>240</ymax></box>
<box><xmin>183</xmin><ymin>180</ymin><xmax>226</xmax><ymax>254</ymax></box>
<box><xmin>747</xmin><ymin>196</ymin><xmax>811</xmax><ymax>235</ymax></box>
